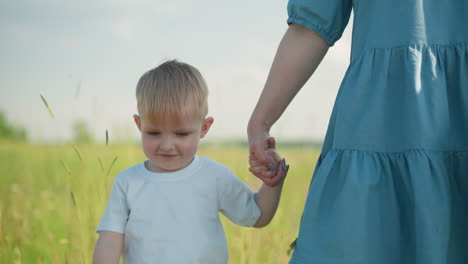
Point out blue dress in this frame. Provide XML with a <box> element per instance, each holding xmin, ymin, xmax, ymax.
<box><xmin>287</xmin><ymin>0</ymin><xmax>468</xmax><ymax>263</ymax></box>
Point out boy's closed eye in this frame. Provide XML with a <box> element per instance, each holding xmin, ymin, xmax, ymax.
<box><xmin>174</xmin><ymin>128</ymin><xmax>195</xmax><ymax>136</ymax></box>
<box><xmin>145</xmin><ymin>131</ymin><xmax>192</xmax><ymax>136</ymax></box>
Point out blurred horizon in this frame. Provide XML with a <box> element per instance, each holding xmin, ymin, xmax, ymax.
<box><xmin>1</xmin><ymin>0</ymin><xmax>352</xmax><ymax>144</ymax></box>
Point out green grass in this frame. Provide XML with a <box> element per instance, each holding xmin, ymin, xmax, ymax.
<box><xmin>0</xmin><ymin>141</ymin><xmax>320</xmax><ymax>263</ymax></box>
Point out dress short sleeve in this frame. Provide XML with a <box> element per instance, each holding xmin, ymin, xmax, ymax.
<box><xmin>287</xmin><ymin>0</ymin><xmax>352</xmax><ymax>46</ymax></box>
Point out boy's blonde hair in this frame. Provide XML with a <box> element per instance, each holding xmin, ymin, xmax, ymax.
<box><xmin>136</xmin><ymin>60</ymin><xmax>208</xmax><ymax>122</ymax></box>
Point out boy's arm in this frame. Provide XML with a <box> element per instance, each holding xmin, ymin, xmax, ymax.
<box><xmin>253</xmin><ymin>177</ymin><xmax>285</xmax><ymax>228</ymax></box>
<box><xmin>253</xmin><ymin>148</ymin><xmax>289</xmax><ymax>228</ymax></box>
<box><xmin>93</xmin><ymin>231</ymin><xmax>124</xmax><ymax>264</ymax></box>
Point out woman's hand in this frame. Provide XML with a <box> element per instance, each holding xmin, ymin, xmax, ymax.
<box><xmin>248</xmin><ymin>136</ymin><xmax>287</xmax><ymax>186</ymax></box>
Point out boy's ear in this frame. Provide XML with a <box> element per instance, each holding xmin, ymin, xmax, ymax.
<box><xmin>133</xmin><ymin>114</ymin><xmax>142</xmax><ymax>131</ymax></box>
<box><xmin>200</xmin><ymin>117</ymin><xmax>214</xmax><ymax>138</ymax></box>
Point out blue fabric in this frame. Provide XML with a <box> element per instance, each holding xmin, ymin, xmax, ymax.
<box><xmin>287</xmin><ymin>0</ymin><xmax>468</xmax><ymax>263</ymax></box>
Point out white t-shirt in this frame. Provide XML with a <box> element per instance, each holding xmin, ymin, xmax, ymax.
<box><xmin>96</xmin><ymin>155</ymin><xmax>261</xmax><ymax>264</ymax></box>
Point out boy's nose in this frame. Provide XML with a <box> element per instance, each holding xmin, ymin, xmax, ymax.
<box><xmin>160</xmin><ymin>138</ymin><xmax>174</xmax><ymax>151</ymax></box>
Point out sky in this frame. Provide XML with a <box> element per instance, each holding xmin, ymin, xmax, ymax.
<box><xmin>0</xmin><ymin>0</ymin><xmax>353</xmax><ymax>143</ymax></box>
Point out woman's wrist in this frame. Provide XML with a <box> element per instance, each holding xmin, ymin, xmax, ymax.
<box><xmin>247</xmin><ymin>116</ymin><xmax>271</xmax><ymax>137</ymax></box>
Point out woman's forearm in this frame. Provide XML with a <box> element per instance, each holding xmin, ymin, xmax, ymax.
<box><xmin>248</xmin><ymin>23</ymin><xmax>329</xmax><ymax>134</ymax></box>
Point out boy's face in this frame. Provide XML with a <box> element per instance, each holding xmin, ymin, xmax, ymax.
<box><xmin>134</xmin><ymin>109</ymin><xmax>213</xmax><ymax>173</ymax></box>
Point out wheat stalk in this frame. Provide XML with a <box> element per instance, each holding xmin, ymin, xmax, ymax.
<box><xmin>70</xmin><ymin>192</ymin><xmax>76</xmax><ymax>207</ymax></box>
<box><xmin>72</xmin><ymin>144</ymin><xmax>83</xmax><ymax>161</ymax></box>
<box><xmin>59</xmin><ymin>160</ymin><xmax>72</xmax><ymax>176</ymax></box>
<box><xmin>40</xmin><ymin>94</ymin><xmax>55</xmax><ymax>120</ymax></box>
<box><xmin>105</xmin><ymin>130</ymin><xmax>109</xmax><ymax>146</ymax></box>
<box><xmin>106</xmin><ymin>156</ymin><xmax>118</xmax><ymax>177</ymax></box>
<box><xmin>97</xmin><ymin>157</ymin><xmax>105</xmax><ymax>172</ymax></box>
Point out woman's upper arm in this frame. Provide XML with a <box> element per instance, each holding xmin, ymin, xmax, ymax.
<box><xmin>287</xmin><ymin>0</ymin><xmax>353</xmax><ymax>46</ymax></box>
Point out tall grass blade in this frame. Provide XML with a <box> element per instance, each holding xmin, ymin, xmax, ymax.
<box><xmin>97</xmin><ymin>157</ymin><xmax>105</xmax><ymax>172</ymax></box>
<box><xmin>40</xmin><ymin>94</ymin><xmax>55</xmax><ymax>120</ymax></box>
<box><xmin>70</xmin><ymin>192</ymin><xmax>76</xmax><ymax>207</ymax></box>
<box><xmin>72</xmin><ymin>144</ymin><xmax>83</xmax><ymax>161</ymax></box>
<box><xmin>106</xmin><ymin>156</ymin><xmax>118</xmax><ymax>177</ymax></box>
<box><xmin>60</xmin><ymin>160</ymin><xmax>72</xmax><ymax>176</ymax></box>
<box><xmin>287</xmin><ymin>239</ymin><xmax>297</xmax><ymax>256</ymax></box>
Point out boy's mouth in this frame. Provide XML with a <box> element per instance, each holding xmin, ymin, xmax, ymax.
<box><xmin>159</xmin><ymin>154</ymin><xmax>177</xmax><ymax>158</ymax></box>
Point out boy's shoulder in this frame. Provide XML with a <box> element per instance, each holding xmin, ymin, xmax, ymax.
<box><xmin>197</xmin><ymin>156</ymin><xmax>232</xmax><ymax>174</ymax></box>
<box><xmin>113</xmin><ymin>162</ymin><xmax>146</xmax><ymax>183</ymax></box>
<box><xmin>197</xmin><ymin>156</ymin><xmax>250</xmax><ymax>193</ymax></box>
<box><xmin>196</xmin><ymin>156</ymin><xmax>244</xmax><ymax>185</ymax></box>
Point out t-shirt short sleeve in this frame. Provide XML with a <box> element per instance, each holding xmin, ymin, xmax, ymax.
<box><xmin>287</xmin><ymin>0</ymin><xmax>353</xmax><ymax>46</ymax></box>
<box><xmin>217</xmin><ymin>168</ymin><xmax>261</xmax><ymax>227</ymax></box>
<box><xmin>96</xmin><ymin>175</ymin><xmax>129</xmax><ymax>234</ymax></box>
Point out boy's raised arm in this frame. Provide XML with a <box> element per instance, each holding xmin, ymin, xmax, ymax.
<box><xmin>93</xmin><ymin>231</ymin><xmax>124</xmax><ymax>264</ymax></box>
<box><xmin>253</xmin><ymin>148</ymin><xmax>289</xmax><ymax>228</ymax></box>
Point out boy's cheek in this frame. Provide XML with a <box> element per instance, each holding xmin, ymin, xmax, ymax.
<box><xmin>142</xmin><ymin>137</ymin><xmax>157</xmax><ymax>149</ymax></box>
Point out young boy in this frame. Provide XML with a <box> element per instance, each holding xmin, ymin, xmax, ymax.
<box><xmin>93</xmin><ymin>60</ymin><xmax>288</xmax><ymax>264</ymax></box>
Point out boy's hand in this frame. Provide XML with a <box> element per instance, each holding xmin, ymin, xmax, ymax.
<box><xmin>249</xmin><ymin>137</ymin><xmax>288</xmax><ymax>186</ymax></box>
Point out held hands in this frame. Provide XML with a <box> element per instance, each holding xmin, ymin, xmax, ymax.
<box><xmin>249</xmin><ymin>137</ymin><xmax>289</xmax><ymax>186</ymax></box>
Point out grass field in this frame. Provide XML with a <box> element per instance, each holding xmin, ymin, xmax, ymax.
<box><xmin>0</xmin><ymin>141</ymin><xmax>320</xmax><ymax>263</ymax></box>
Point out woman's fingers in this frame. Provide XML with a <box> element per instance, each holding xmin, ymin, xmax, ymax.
<box><xmin>248</xmin><ymin>131</ymin><xmax>280</xmax><ymax>183</ymax></box>
<box><xmin>267</xmin><ymin>136</ymin><xmax>276</xmax><ymax>148</ymax></box>
<box><xmin>249</xmin><ymin>133</ymin><xmax>275</xmax><ymax>166</ymax></box>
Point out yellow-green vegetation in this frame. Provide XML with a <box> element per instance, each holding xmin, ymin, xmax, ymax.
<box><xmin>0</xmin><ymin>141</ymin><xmax>320</xmax><ymax>264</ymax></box>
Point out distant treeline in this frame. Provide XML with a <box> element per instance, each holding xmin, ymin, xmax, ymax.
<box><xmin>0</xmin><ymin>112</ymin><xmax>27</xmax><ymax>141</ymax></box>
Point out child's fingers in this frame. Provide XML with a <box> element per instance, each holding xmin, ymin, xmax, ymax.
<box><xmin>250</xmin><ymin>155</ymin><xmax>277</xmax><ymax>174</ymax></box>
<box><xmin>260</xmin><ymin>169</ymin><xmax>276</xmax><ymax>178</ymax></box>
<box><xmin>249</xmin><ymin>165</ymin><xmax>269</xmax><ymax>174</ymax></box>
<box><xmin>259</xmin><ymin>173</ymin><xmax>278</xmax><ymax>186</ymax></box>
<box><xmin>249</xmin><ymin>145</ymin><xmax>281</xmax><ymax>179</ymax></box>
<box><xmin>262</xmin><ymin>159</ymin><xmax>289</xmax><ymax>186</ymax></box>
<box><xmin>249</xmin><ymin>153</ymin><xmax>277</xmax><ymax>174</ymax></box>
<box><xmin>266</xmin><ymin>171</ymin><xmax>283</xmax><ymax>185</ymax></box>
<box><xmin>262</xmin><ymin>167</ymin><xmax>278</xmax><ymax>178</ymax></box>
<box><xmin>248</xmin><ymin>158</ymin><xmax>262</xmax><ymax>167</ymax></box>
<box><xmin>253</xmin><ymin>160</ymin><xmax>288</xmax><ymax>185</ymax></box>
